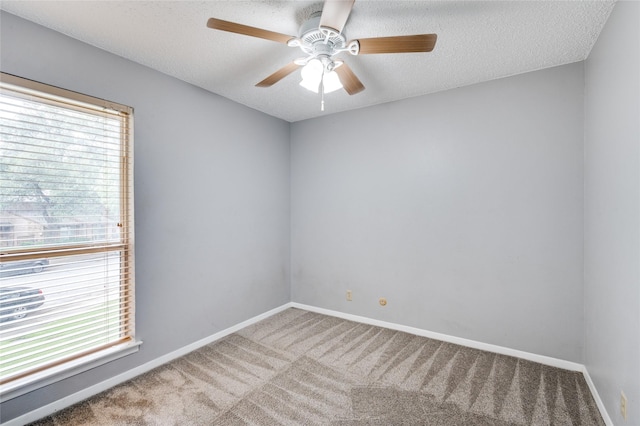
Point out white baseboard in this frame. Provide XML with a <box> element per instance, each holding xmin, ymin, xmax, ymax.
<box><xmin>291</xmin><ymin>302</ymin><xmax>584</xmax><ymax>371</ymax></box>
<box><xmin>581</xmin><ymin>366</ymin><xmax>613</xmax><ymax>426</ymax></box>
<box><xmin>3</xmin><ymin>303</ymin><xmax>293</xmax><ymax>426</ymax></box>
<box><xmin>6</xmin><ymin>302</ymin><xmax>612</xmax><ymax>426</ymax></box>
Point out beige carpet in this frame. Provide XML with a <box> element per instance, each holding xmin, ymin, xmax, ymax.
<box><xmin>30</xmin><ymin>308</ymin><xmax>604</xmax><ymax>425</ymax></box>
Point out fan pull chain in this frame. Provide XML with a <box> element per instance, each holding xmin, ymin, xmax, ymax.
<box><xmin>320</xmin><ymin>67</ymin><xmax>325</xmax><ymax>111</ymax></box>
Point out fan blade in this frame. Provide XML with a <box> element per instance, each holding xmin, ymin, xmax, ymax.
<box><xmin>207</xmin><ymin>18</ymin><xmax>295</xmax><ymax>44</ymax></box>
<box><xmin>335</xmin><ymin>63</ymin><xmax>365</xmax><ymax>95</ymax></box>
<box><xmin>356</xmin><ymin>34</ymin><xmax>437</xmax><ymax>54</ymax></box>
<box><xmin>256</xmin><ymin>62</ymin><xmax>301</xmax><ymax>87</ymax></box>
<box><xmin>319</xmin><ymin>0</ymin><xmax>355</xmax><ymax>34</ymax></box>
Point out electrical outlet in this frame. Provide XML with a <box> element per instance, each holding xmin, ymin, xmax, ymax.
<box><xmin>346</xmin><ymin>290</ymin><xmax>352</xmax><ymax>301</ymax></box>
<box><xmin>379</xmin><ymin>297</ymin><xmax>387</xmax><ymax>306</ymax></box>
<box><xmin>621</xmin><ymin>391</ymin><xmax>627</xmax><ymax>421</ymax></box>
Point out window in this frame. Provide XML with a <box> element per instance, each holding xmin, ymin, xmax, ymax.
<box><xmin>0</xmin><ymin>73</ymin><xmax>136</xmax><ymax>397</ymax></box>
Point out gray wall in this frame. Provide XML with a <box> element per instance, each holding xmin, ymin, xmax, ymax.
<box><xmin>584</xmin><ymin>1</ymin><xmax>640</xmax><ymax>424</ymax></box>
<box><xmin>0</xmin><ymin>12</ymin><xmax>291</xmax><ymax>422</ymax></box>
<box><xmin>291</xmin><ymin>63</ymin><xmax>585</xmax><ymax>362</ymax></box>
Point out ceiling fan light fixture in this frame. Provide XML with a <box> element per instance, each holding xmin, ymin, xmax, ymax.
<box><xmin>322</xmin><ymin>71</ymin><xmax>343</xmax><ymax>93</ymax></box>
<box><xmin>299</xmin><ymin>58</ymin><xmax>323</xmax><ymax>92</ymax></box>
<box><xmin>299</xmin><ymin>58</ymin><xmax>343</xmax><ymax>94</ymax></box>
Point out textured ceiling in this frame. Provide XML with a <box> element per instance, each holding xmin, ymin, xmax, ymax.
<box><xmin>1</xmin><ymin>1</ymin><xmax>615</xmax><ymax>122</ymax></box>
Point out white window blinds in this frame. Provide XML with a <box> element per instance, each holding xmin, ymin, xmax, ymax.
<box><xmin>0</xmin><ymin>73</ymin><xmax>135</xmax><ymax>389</ymax></box>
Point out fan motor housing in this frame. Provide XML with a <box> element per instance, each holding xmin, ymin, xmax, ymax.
<box><xmin>298</xmin><ymin>12</ymin><xmax>346</xmax><ymax>56</ymax></box>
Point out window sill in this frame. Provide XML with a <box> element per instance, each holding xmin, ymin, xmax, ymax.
<box><xmin>0</xmin><ymin>340</ymin><xmax>142</xmax><ymax>402</ymax></box>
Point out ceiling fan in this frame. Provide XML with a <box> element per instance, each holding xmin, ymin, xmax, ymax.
<box><xmin>207</xmin><ymin>0</ymin><xmax>437</xmax><ymax>107</ymax></box>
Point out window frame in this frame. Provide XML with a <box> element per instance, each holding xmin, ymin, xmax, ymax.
<box><xmin>0</xmin><ymin>73</ymin><xmax>140</xmax><ymax>401</ymax></box>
